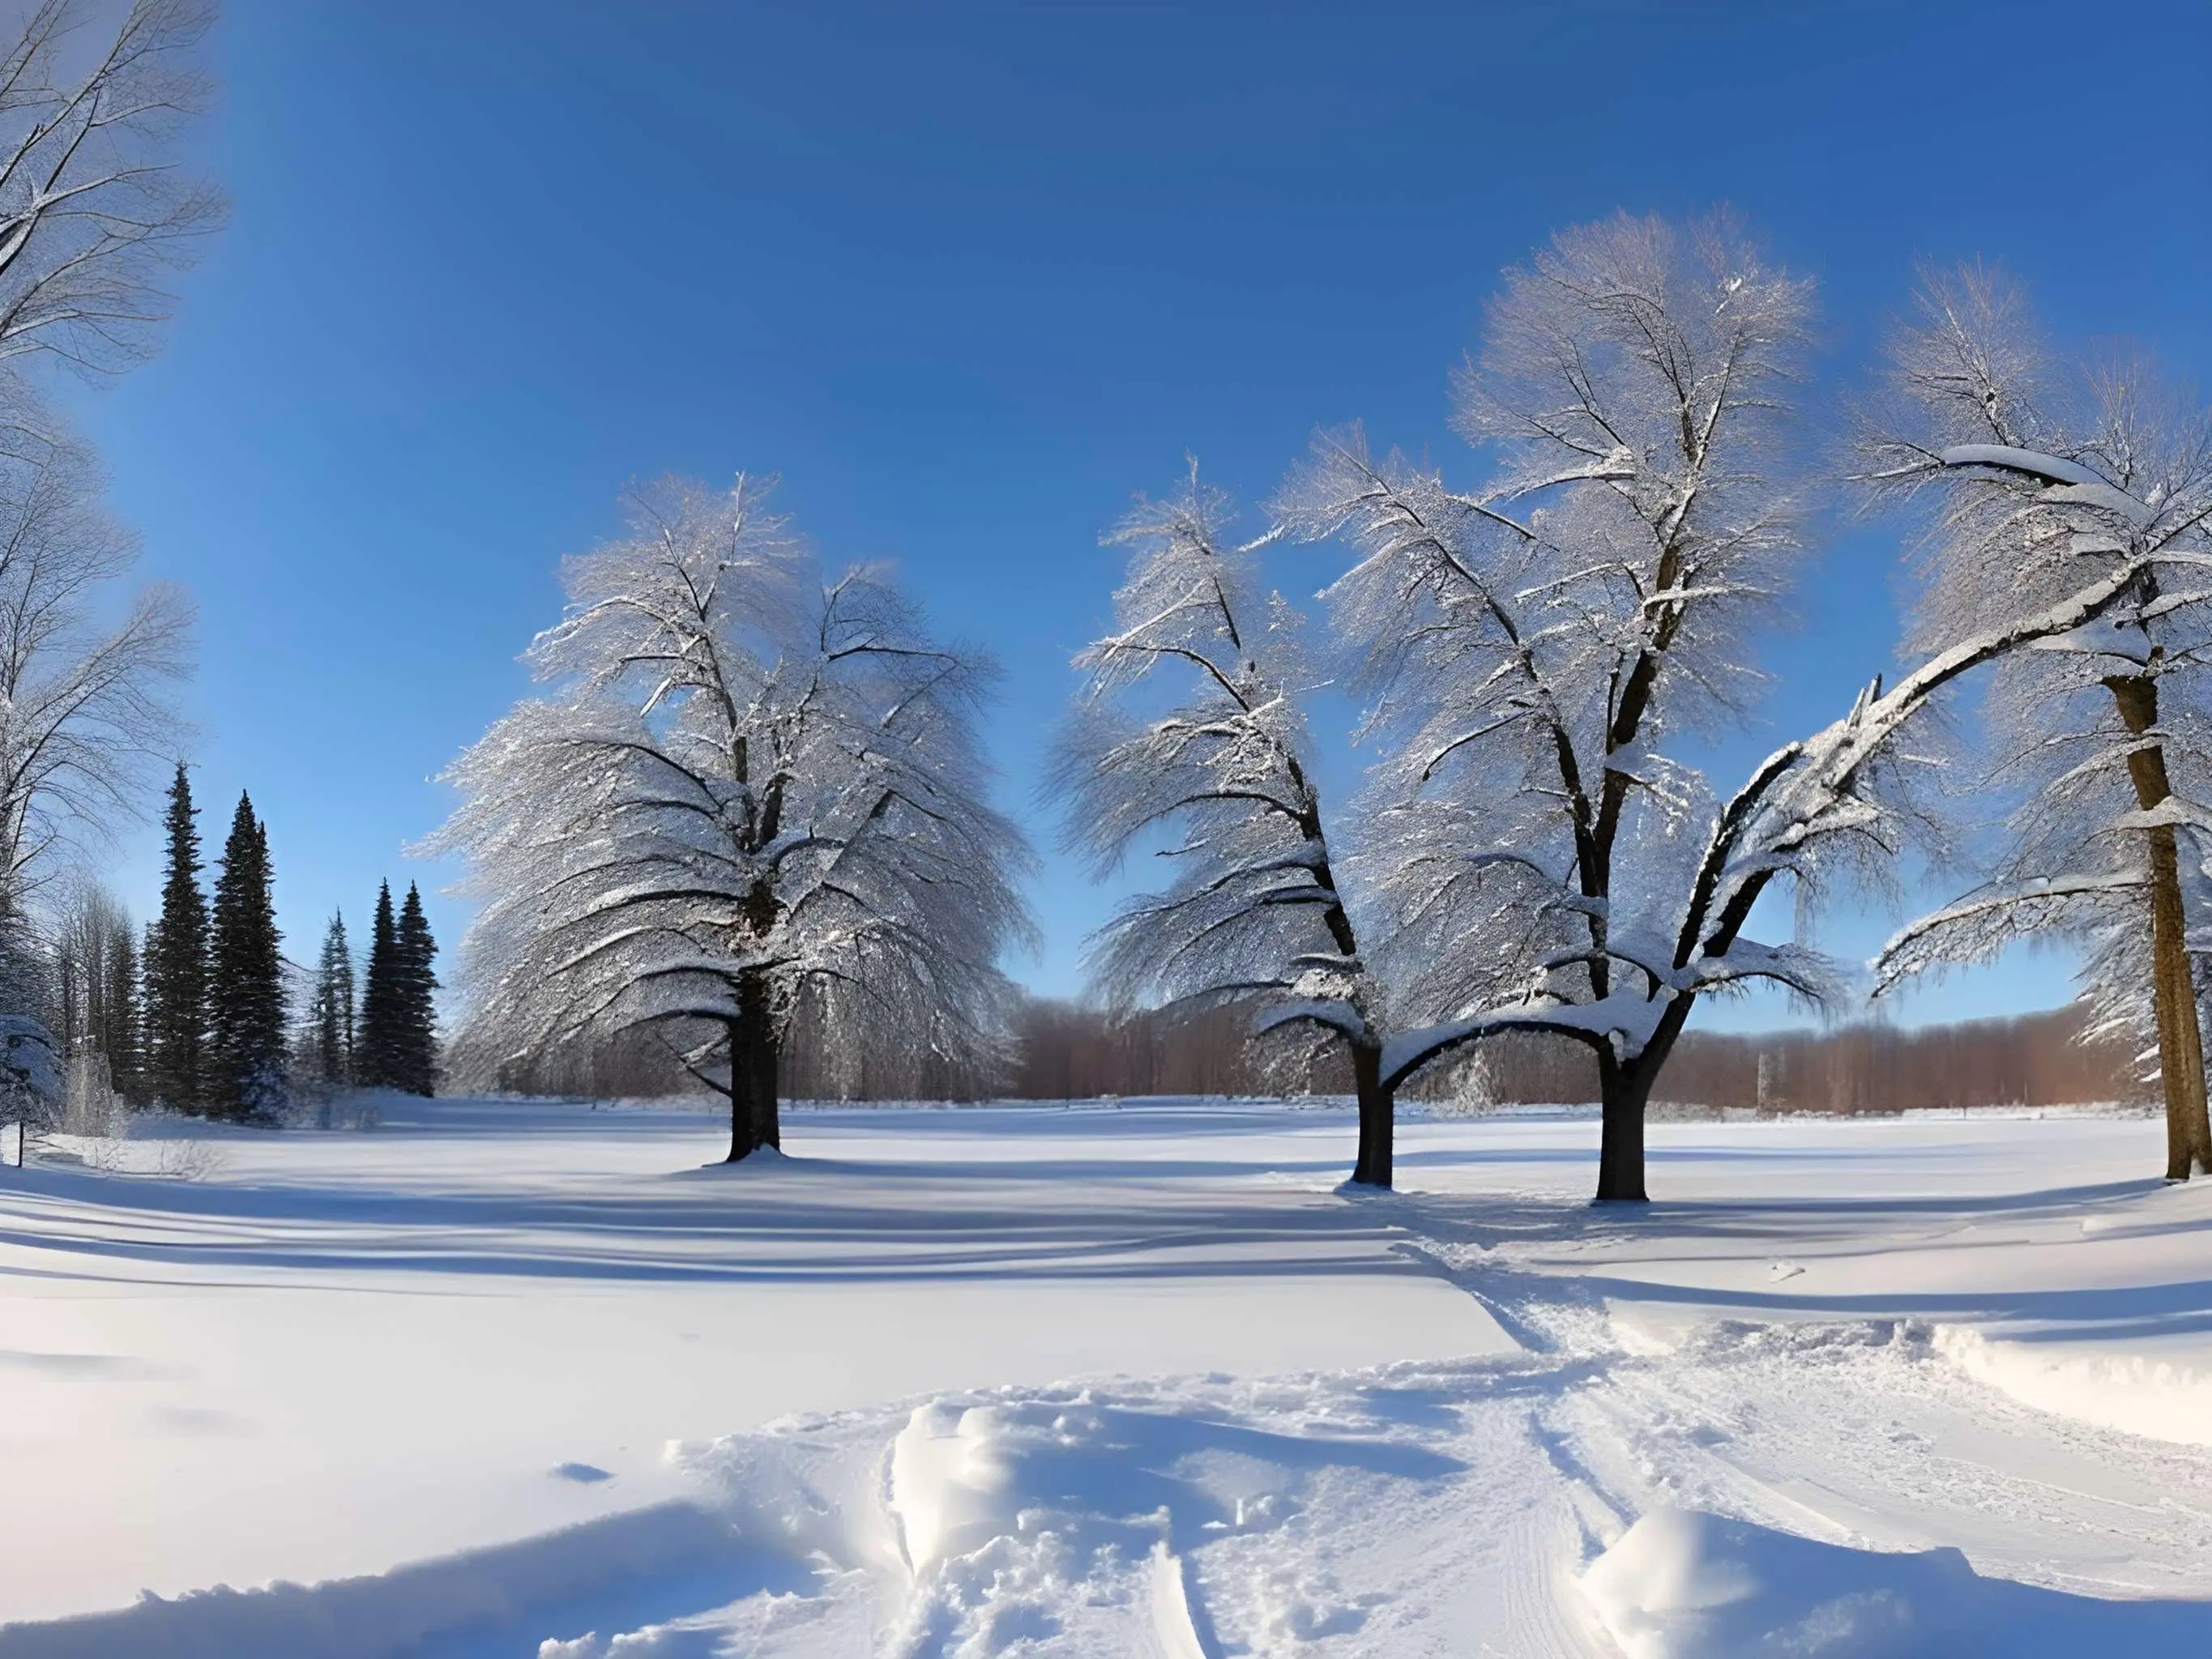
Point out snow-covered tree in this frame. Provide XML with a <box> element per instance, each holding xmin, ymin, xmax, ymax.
<box><xmin>100</xmin><ymin>893</ymin><xmax>138</xmax><ymax>1097</ymax></box>
<box><xmin>356</xmin><ymin>879</ymin><xmax>400</xmax><ymax>1089</ymax></box>
<box><xmin>1236</xmin><ymin>212</ymin><xmax>2176</xmax><ymax>1202</ymax></box>
<box><xmin>1267</xmin><ymin>213</ymin><xmax>1825</xmax><ymax>1199</ymax></box>
<box><xmin>1056</xmin><ymin>469</ymin><xmax>1397</xmax><ymax>1183</ymax></box>
<box><xmin>0</xmin><ymin>0</ymin><xmax>216</xmax><ymax>1117</ymax></box>
<box><xmin>206</xmin><ymin>791</ymin><xmax>283</xmax><ymax>1120</ymax></box>
<box><xmin>391</xmin><ymin>882</ymin><xmax>438</xmax><ymax>1095</ymax></box>
<box><xmin>0</xmin><ymin>0</ymin><xmax>216</xmax><ymax>1082</ymax></box>
<box><xmin>48</xmin><ymin>872</ymin><xmax>135</xmax><ymax>1081</ymax></box>
<box><xmin>0</xmin><ymin>429</ymin><xmax>189</xmax><ymax>908</ymax></box>
<box><xmin>140</xmin><ymin>759</ymin><xmax>203</xmax><ymax>1109</ymax></box>
<box><xmin>0</xmin><ymin>0</ymin><xmax>224</xmax><ymax>390</ymax></box>
<box><xmin>434</xmin><ymin>474</ymin><xmax>1032</xmax><ymax>1158</ymax></box>
<box><xmin>1861</xmin><ymin>267</ymin><xmax>2212</xmax><ymax>1179</ymax></box>
<box><xmin>0</xmin><ymin>1008</ymin><xmax>58</xmax><ymax>1153</ymax></box>
<box><xmin>309</xmin><ymin>911</ymin><xmax>353</xmax><ymax>1087</ymax></box>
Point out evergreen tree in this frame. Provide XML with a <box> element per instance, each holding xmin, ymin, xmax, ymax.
<box><xmin>0</xmin><ymin>885</ymin><xmax>49</xmax><ymax>1034</ymax></box>
<box><xmin>143</xmin><ymin>764</ymin><xmax>209</xmax><ymax>1111</ymax></box>
<box><xmin>357</xmin><ymin>881</ymin><xmax>399</xmax><ymax>1089</ymax></box>
<box><xmin>102</xmin><ymin>921</ymin><xmax>143</xmax><ymax>1102</ymax></box>
<box><xmin>207</xmin><ymin>793</ymin><xmax>285</xmax><ymax>1120</ymax></box>
<box><xmin>394</xmin><ymin>884</ymin><xmax>439</xmax><ymax>1095</ymax></box>
<box><xmin>311</xmin><ymin>911</ymin><xmax>355</xmax><ymax>1086</ymax></box>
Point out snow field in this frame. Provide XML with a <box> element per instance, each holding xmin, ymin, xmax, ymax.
<box><xmin>2</xmin><ymin>1098</ymin><xmax>2210</xmax><ymax>1654</ymax></box>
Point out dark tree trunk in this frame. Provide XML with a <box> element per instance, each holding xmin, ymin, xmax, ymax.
<box><xmin>2145</xmin><ymin>818</ymin><xmax>2210</xmax><ymax>1181</ymax></box>
<box><xmin>2106</xmin><ymin>670</ymin><xmax>2212</xmax><ymax>1180</ymax></box>
<box><xmin>1347</xmin><ymin>1038</ymin><xmax>1393</xmax><ymax>1188</ymax></box>
<box><xmin>1592</xmin><ymin>988</ymin><xmax>1701</xmax><ymax>1203</ymax></box>
<box><xmin>723</xmin><ymin>1014</ymin><xmax>752</xmax><ymax>1162</ymax></box>
<box><xmin>1594</xmin><ymin>1048</ymin><xmax>1650</xmax><ymax>1203</ymax></box>
<box><xmin>725</xmin><ymin>973</ymin><xmax>782</xmax><ymax>1162</ymax></box>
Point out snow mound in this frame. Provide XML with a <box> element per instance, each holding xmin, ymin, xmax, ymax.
<box><xmin>1582</xmin><ymin>1508</ymin><xmax>1982</xmax><ymax>1658</ymax></box>
<box><xmin>0</xmin><ymin>1503</ymin><xmax>742</xmax><ymax>1659</ymax></box>
<box><xmin>878</xmin><ymin>1396</ymin><xmax>1243</xmax><ymax>1653</ymax></box>
<box><xmin>672</xmin><ymin>1382</ymin><xmax>1447</xmax><ymax>1656</ymax></box>
<box><xmin>1936</xmin><ymin>1324</ymin><xmax>2212</xmax><ymax>1447</ymax></box>
<box><xmin>673</xmin><ymin>1145</ymin><xmax>809</xmax><ymax>1178</ymax></box>
<box><xmin>890</xmin><ymin>1401</ymin><xmax>1023</xmax><ymax>1570</ymax></box>
<box><xmin>1579</xmin><ymin>1507</ymin><xmax>2212</xmax><ymax>1658</ymax></box>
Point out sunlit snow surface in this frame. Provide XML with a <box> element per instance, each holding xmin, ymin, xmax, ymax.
<box><xmin>1</xmin><ymin>1097</ymin><xmax>2210</xmax><ymax>1655</ymax></box>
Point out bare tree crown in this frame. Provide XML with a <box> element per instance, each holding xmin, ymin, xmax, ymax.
<box><xmin>1057</xmin><ymin>467</ymin><xmax>1368</xmax><ymax>1038</ymax></box>
<box><xmin>0</xmin><ymin>425</ymin><xmax>188</xmax><ymax>897</ymax></box>
<box><xmin>1862</xmin><ymin>267</ymin><xmax>2212</xmax><ymax>1122</ymax></box>
<box><xmin>0</xmin><ymin>0</ymin><xmax>224</xmax><ymax>385</ymax></box>
<box><xmin>433</xmin><ymin>474</ymin><xmax>1032</xmax><ymax>1096</ymax></box>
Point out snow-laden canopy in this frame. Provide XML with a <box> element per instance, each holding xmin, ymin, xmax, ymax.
<box><xmin>434</xmin><ymin>475</ymin><xmax>1031</xmax><ymax>1147</ymax></box>
<box><xmin>1860</xmin><ymin>265</ymin><xmax>2212</xmax><ymax>1175</ymax></box>
<box><xmin>1065</xmin><ymin>215</ymin><xmax>2209</xmax><ymax>1200</ymax></box>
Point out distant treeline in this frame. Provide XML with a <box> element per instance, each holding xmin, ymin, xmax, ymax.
<box><xmin>503</xmin><ymin>995</ymin><xmax>2145</xmax><ymax>1114</ymax></box>
<box><xmin>1645</xmin><ymin>1004</ymin><xmax>2146</xmax><ymax>1115</ymax></box>
<box><xmin>998</xmin><ymin>999</ymin><xmax>2148</xmax><ymax>1113</ymax></box>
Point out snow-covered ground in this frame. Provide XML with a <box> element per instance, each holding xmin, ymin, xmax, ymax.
<box><xmin>1</xmin><ymin>1097</ymin><xmax>2208</xmax><ymax>1656</ymax></box>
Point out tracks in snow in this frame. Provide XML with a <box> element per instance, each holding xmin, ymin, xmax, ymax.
<box><xmin>15</xmin><ymin>1194</ymin><xmax>2212</xmax><ymax>1656</ymax></box>
<box><xmin>1405</xmin><ymin>1213</ymin><xmax>2212</xmax><ymax>1610</ymax></box>
<box><xmin>527</xmin><ymin>1209</ymin><xmax>2212</xmax><ymax>1654</ymax></box>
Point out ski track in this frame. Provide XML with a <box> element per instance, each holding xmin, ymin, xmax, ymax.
<box><xmin>516</xmin><ymin>1194</ymin><xmax>2212</xmax><ymax>1655</ymax></box>
<box><xmin>26</xmin><ymin>1222</ymin><xmax>2207</xmax><ymax>1656</ymax></box>
<box><xmin>493</xmin><ymin>1235</ymin><xmax>2212</xmax><ymax>1655</ymax></box>
<box><xmin>6</xmin><ymin>1111</ymin><xmax>2212</xmax><ymax>1654</ymax></box>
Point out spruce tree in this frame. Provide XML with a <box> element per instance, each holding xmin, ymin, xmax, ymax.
<box><xmin>0</xmin><ymin>885</ymin><xmax>48</xmax><ymax>1032</ymax></box>
<box><xmin>311</xmin><ymin>912</ymin><xmax>355</xmax><ymax>1085</ymax></box>
<box><xmin>357</xmin><ymin>881</ymin><xmax>399</xmax><ymax>1089</ymax></box>
<box><xmin>143</xmin><ymin>764</ymin><xmax>209</xmax><ymax>1111</ymax></box>
<box><xmin>207</xmin><ymin>794</ymin><xmax>285</xmax><ymax>1120</ymax></box>
<box><xmin>103</xmin><ymin>920</ymin><xmax>143</xmax><ymax>1102</ymax></box>
<box><xmin>395</xmin><ymin>884</ymin><xmax>439</xmax><ymax>1095</ymax></box>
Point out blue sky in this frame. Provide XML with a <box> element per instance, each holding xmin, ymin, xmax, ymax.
<box><xmin>70</xmin><ymin>0</ymin><xmax>2212</xmax><ymax>1029</ymax></box>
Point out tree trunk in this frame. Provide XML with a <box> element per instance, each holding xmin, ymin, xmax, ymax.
<box><xmin>2105</xmin><ymin>671</ymin><xmax>2212</xmax><ymax>1180</ymax></box>
<box><xmin>1594</xmin><ymin>1048</ymin><xmax>1650</xmax><ymax>1203</ymax></box>
<box><xmin>723</xmin><ymin>1013</ymin><xmax>752</xmax><ymax>1162</ymax></box>
<box><xmin>1347</xmin><ymin>1038</ymin><xmax>1393</xmax><ymax>1188</ymax></box>
<box><xmin>725</xmin><ymin>974</ymin><xmax>782</xmax><ymax>1162</ymax></box>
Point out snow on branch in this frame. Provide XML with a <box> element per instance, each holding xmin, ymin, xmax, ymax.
<box><xmin>1854</xmin><ymin>267</ymin><xmax>2212</xmax><ymax>1057</ymax></box>
<box><xmin>1057</xmin><ymin>464</ymin><xmax>1377</xmax><ymax>1056</ymax></box>
<box><xmin>0</xmin><ymin>1</ymin><xmax>225</xmax><ymax>380</ymax></box>
<box><xmin>1692</xmin><ymin>554</ymin><xmax>2159</xmax><ymax>941</ymax></box>
<box><xmin>1285</xmin><ymin>213</ymin><xmax>1824</xmax><ymax>1077</ymax></box>
<box><xmin>1874</xmin><ymin>873</ymin><xmax>2146</xmax><ymax>996</ymax></box>
<box><xmin>430</xmin><ymin>473</ymin><xmax>1031</xmax><ymax>1087</ymax></box>
<box><xmin>1381</xmin><ymin>992</ymin><xmax>1668</xmax><ymax>1090</ymax></box>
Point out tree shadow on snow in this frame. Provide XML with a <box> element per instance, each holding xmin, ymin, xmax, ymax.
<box><xmin>0</xmin><ymin>1501</ymin><xmax>812</xmax><ymax>1659</ymax></box>
<box><xmin>7</xmin><ymin>1111</ymin><xmax>2212</xmax><ymax>1354</ymax></box>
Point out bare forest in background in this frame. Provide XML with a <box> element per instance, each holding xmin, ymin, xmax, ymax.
<box><xmin>493</xmin><ymin>996</ymin><xmax>2146</xmax><ymax>1115</ymax></box>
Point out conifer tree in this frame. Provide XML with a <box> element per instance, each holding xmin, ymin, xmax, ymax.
<box><xmin>143</xmin><ymin>764</ymin><xmax>208</xmax><ymax>1111</ymax></box>
<box><xmin>103</xmin><ymin>921</ymin><xmax>143</xmax><ymax>1102</ymax></box>
<box><xmin>395</xmin><ymin>884</ymin><xmax>439</xmax><ymax>1095</ymax></box>
<box><xmin>357</xmin><ymin>881</ymin><xmax>399</xmax><ymax>1089</ymax></box>
<box><xmin>311</xmin><ymin>912</ymin><xmax>355</xmax><ymax>1086</ymax></box>
<box><xmin>207</xmin><ymin>794</ymin><xmax>285</xmax><ymax>1120</ymax></box>
<box><xmin>0</xmin><ymin>886</ymin><xmax>48</xmax><ymax>1033</ymax></box>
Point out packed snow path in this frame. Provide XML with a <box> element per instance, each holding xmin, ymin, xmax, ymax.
<box><xmin>1</xmin><ymin>1100</ymin><xmax>2209</xmax><ymax>1654</ymax></box>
